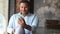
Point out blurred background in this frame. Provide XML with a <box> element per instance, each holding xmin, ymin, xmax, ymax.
<box><xmin>0</xmin><ymin>0</ymin><xmax>60</xmax><ymax>34</ymax></box>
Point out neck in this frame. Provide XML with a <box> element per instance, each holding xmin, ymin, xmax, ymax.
<box><xmin>22</xmin><ymin>13</ymin><xmax>28</xmax><ymax>17</ymax></box>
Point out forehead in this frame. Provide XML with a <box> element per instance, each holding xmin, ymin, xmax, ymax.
<box><xmin>19</xmin><ymin>2</ymin><xmax>29</xmax><ymax>6</ymax></box>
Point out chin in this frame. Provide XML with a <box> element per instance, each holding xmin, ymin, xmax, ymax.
<box><xmin>22</xmin><ymin>12</ymin><xmax>27</xmax><ymax>14</ymax></box>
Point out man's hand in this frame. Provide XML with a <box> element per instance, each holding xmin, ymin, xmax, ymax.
<box><xmin>12</xmin><ymin>29</ymin><xmax>15</xmax><ymax>34</ymax></box>
<box><xmin>18</xmin><ymin>18</ymin><xmax>31</xmax><ymax>31</ymax></box>
<box><xmin>18</xmin><ymin>18</ymin><xmax>26</xmax><ymax>28</ymax></box>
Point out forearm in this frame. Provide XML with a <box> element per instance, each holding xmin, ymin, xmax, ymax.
<box><xmin>25</xmin><ymin>25</ymin><xmax>32</xmax><ymax>31</ymax></box>
<box><xmin>25</xmin><ymin>25</ymin><xmax>38</xmax><ymax>32</ymax></box>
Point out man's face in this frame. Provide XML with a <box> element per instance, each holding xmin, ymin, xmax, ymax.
<box><xmin>19</xmin><ymin>3</ymin><xmax>29</xmax><ymax>14</ymax></box>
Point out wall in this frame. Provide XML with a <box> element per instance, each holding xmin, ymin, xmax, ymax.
<box><xmin>34</xmin><ymin>0</ymin><xmax>60</xmax><ymax>27</ymax></box>
<box><xmin>34</xmin><ymin>0</ymin><xmax>45</xmax><ymax>27</ymax></box>
<box><xmin>0</xmin><ymin>0</ymin><xmax>8</xmax><ymax>34</ymax></box>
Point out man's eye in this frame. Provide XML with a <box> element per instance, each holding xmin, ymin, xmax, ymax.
<box><xmin>21</xmin><ymin>7</ymin><xmax>23</xmax><ymax>8</ymax></box>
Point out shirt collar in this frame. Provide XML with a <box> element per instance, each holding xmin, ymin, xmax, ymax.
<box><xmin>18</xmin><ymin>12</ymin><xmax>31</xmax><ymax>17</ymax></box>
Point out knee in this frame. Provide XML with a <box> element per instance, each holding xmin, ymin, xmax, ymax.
<box><xmin>14</xmin><ymin>25</ymin><xmax>25</xmax><ymax>34</ymax></box>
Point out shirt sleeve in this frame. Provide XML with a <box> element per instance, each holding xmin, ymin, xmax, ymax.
<box><xmin>31</xmin><ymin>15</ymin><xmax>39</xmax><ymax>32</ymax></box>
<box><xmin>7</xmin><ymin>15</ymin><xmax>15</xmax><ymax>34</ymax></box>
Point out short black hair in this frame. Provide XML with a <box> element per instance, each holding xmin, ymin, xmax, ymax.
<box><xmin>19</xmin><ymin>0</ymin><xmax>30</xmax><ymax>7</ymax></box>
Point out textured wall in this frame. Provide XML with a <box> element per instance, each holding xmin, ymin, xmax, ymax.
<box><xmin>34</xmin><ymin>0</ymin><xmax>60</xmax><ymax>27</ymax></box>
<box><xmin>34</xmin><ymin>0</ymin><xmax>45</xmax><ymax>27</ymax></box>
<box><xmin>34</xmin><ymin>0</ymin><xmax>60</xmax><ymax>34</ymax></box>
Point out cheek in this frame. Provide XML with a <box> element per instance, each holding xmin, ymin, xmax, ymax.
<box><xmin>25</xmin><ymin>8</ymin><xmax>29</xmax><ymax>11</ymax></box>
<box><xmin>20</xmin><ymin>8</ymin><xmax>22</xmax><ymax>11</ymax></box>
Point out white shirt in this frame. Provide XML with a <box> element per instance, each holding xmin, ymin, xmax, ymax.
<box><xmin>7</xmin><ymin>13</ymin><xmax>39</xmax><ymax>34</ymax></box>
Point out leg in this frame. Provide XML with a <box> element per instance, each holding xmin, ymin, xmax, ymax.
<box><xmin>14</xmin><ymin>25</ymin><xmax>25</xmax><ymax>34</ymax></box>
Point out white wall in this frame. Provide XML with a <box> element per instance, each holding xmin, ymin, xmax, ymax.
<box><xmin>0</xmin><ymin>0</ymin><xmax>8</xmax><ymax>34</ymax></box>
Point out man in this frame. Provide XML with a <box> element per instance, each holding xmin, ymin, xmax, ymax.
<box><xmin>7</xmin><ymin>1</ymin><xmax>39</xmax><ymax>34</ymax></box>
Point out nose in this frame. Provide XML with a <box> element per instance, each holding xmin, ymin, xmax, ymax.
<box><xmin>22</xmin><ymin>8</ymin><xmax>25</xmax><ymax>10</ymax></box>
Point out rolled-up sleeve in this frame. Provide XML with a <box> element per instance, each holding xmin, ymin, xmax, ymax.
<box><xmin>31</xmin><ymin>15</ymin><xmax>39</xmax><ymax>32</ymax></box>
<box><xmin>7</xmin><ymin>15</ymin><xmax>15</xmax><ymax>34</ymax></box>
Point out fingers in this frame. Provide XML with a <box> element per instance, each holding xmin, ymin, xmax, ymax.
<box><xmin>18</xmin><ymin>18</ymin><xmax>25</xmax><ymax>23</ymax></box>
<box><xmin>18</xmin><ymin>18</ymin><xmax>24</xmax><ymax>25</ymax></box>
<box><xmin>18</xmin><ymin>18</ymin><xmax>22</xmax><ymax>21</ymax></box>
<box><xmin>18</xmin><ymin>18</ymin><xmax>26</xmax><ymax>28</ymax></box>
<box><xmin>12</xmin><ymin>29</ymin><xmax>15</xmax><ymax>34</ymax></box>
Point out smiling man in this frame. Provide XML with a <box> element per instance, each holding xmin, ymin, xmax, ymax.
<box><xmin>7</xmin><ymin>1</ymin><xmax>39</xmax><ymax>34</ymax></box>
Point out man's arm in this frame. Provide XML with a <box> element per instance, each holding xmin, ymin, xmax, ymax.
<box><xmin>25</xmin><ymin>25</ymin><xmax>31</xmax><ymax>31</ymax></box>
<box><xmin>7</xmin><ymin>15</ymin><xmax>15</xmax><ymax>34</ymax></box>
<box><xmin>18</xmin><ymin>15</ymin><xmax>39</xmax><ymax>31</ymax></box>
<box><xmin>25</xmin><ymin>15</ymin><xmax>39</xmax><ymax>31</ymax></box>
